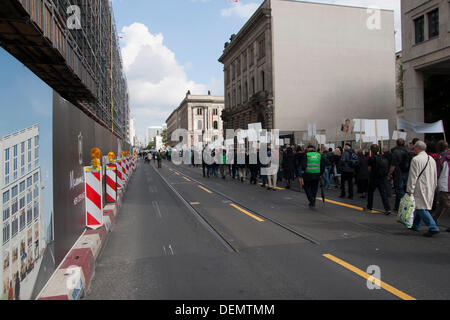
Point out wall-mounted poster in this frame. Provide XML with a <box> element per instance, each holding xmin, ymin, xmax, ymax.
<box><xmin>0</xmin><ymin>48</ymin><xmax>54</xmax><ymax>300</ymax></box>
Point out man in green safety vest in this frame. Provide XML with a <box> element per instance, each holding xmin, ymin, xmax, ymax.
<box><xmin>299</xmin><ymin>145</ymin><xmax>325</xmax><ymax>208</ymax></box>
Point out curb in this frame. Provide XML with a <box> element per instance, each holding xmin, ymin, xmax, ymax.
<box><xmin>37</xmin><ymin>162</ymin><xmax>136</xmax><ymax>300</ymax></box>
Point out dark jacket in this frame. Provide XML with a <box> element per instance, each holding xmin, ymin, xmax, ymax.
<box><xmin>283</xmin><ymin>149</ymin><xmax>296</xmax><ymax>180</ymax></box>
<box><xmin>355</xmin><ymin>155</ymin><xmax>369</xmax><ymax>180</ymax></box>
<box><xmin>339</xmin><ymin>149</ymin><xmax>359</xmax><ymax>174</ymax></box>
<box><xmin>391</xmin><ymin>145</ymin><xmax>412</xmax><ymax>174</ymax></box>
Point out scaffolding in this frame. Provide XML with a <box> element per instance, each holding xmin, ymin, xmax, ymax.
<box><xmin>0</xmin><ymin>0</ymin><xmax>129</xmax><ymax>140</ymax></box>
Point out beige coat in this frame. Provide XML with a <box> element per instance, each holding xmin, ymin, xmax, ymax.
<box><xmin>407</xmin><ymin>151</ymin><xmax>437</xmax><ymax>210</ymax></box>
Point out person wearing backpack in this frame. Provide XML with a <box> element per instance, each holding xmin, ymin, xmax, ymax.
<box><xmin>339</xmin><ymin>143</ymin><xmax>359</xmax><ymax>199</ymax></box>
<box><xmin>366</xmin><ymin>144</ymin><xmax>392</xmax><ymax>215</ymax></box>
<box><xmin>432</xmin><ymin>140</ymin><xmax>450</xmax><ymax>229</ymax></box>
<box><xmin>322</xmin><ymin>148</ymin><xmax>332</xmax><ymax>189</ymax></box>
<box><xmin>389</xmin><ymin>138</ymin><xmax>414</xmax><ymax>212</ymax></box>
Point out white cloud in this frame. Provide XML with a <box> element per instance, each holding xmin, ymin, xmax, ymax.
<box><xmin>221</xmin><ymin>2</ymin><xmax>260</xmax><ymax>19</ymax></box>
<box><xmin>120</xmin><ymin>23</ymin><xmax>210</xmax><ymax>140</ymax></box>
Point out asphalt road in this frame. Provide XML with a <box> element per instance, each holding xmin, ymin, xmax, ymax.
<box><xmin>86</xmin><ymin>159</ymin><xmax>450</xmax><ymax>300</ymax></box>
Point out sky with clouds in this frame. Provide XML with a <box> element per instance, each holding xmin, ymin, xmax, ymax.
<box><xmin>111</xmin><ymin>0</ymin><xmax>401</xmax><ymax>145</ymax></box>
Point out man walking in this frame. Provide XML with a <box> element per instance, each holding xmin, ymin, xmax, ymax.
<box><xmin>432</xmin><ymin>140</ymin><xmax>450</xmax><ymax>229</ymax></box>
<box><xmin>299</xmin><ymin>145</ymin><xmax>324</xmax><ymax>208</ymax></box>
<box><xmin>408</xmin><ymin>141</ymin><xmax>439</xmax><ymax>237</ymax></box>
<box><xmin>366</xmin><ymin>144</ymin><xmax>392</xmax><ymax>215</ymax></box>
<box><xmin>157</xmin><ymin>150</ymin><xmax>162</xmax><ymax>169</ymax></box>
<box><xmin>339</xmin><ymin>143</ymin><xmax>359</xmax><ymax>199</ymax></box>
<box><xmin>389</xmin><ymin>138</ymin><xmax>413</xmax><ymax>211</ymax></box>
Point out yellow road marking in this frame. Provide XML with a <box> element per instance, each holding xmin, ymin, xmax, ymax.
<box><xmin>174</xmin><ymin>172</ymin><xmax>180</xmax><ymax>176</ymax></box>
<box><xmin>258</xmin><ymin>183</ymin><xmax>285</xmax><ymax>190</ymax></box>
<box><xmin>183</xmin><ymin>176</ymin><xmax>191</xmax><ymax>182</ymax></box>
<box><xmin>230</xmin><ymin>203</ymin><xmax>264</xmax><ymax>222</ymax></box>
<box><xmin>190</xmin><ymin>202</ymin><xmax>200</xmax><ymax>205</ymax></box>
<box><xmin>323</xmin><ymin>254</ymin><xmax>416</xmax><ymax>300</ymax></box>
<box><xmin>198</xmin><ymin>185</ymin><xmax>213</xmax><ymax>194</ymax></box>
<box><xmin>316</xmin><ymin>198</ymin><xmax>379</xmax><ymax>213</ymax></box>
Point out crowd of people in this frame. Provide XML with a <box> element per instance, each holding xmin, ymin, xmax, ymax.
<box><xmin>183</xmin><ymin>137</ymin><xmax>449</xmax><ymax>238</ymax></box>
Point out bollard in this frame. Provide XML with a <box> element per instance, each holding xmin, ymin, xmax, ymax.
<box><xmin>106</xmin><ymin>152</ymin><xmax>117</xmax><ymax>204</ymax></box>
<box><xmin>84</xmin><ymin>148</ymin><xmax>104</xmax><ymax>229</ymax></box>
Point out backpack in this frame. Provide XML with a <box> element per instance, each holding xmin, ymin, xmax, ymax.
<box><xmin>395</xmin><ymin>148</ymin><xmax>413</xmax><ymax>173</ymax></box>
<box><xmin>322</xmin><ymin>152</ymin><xmax>331</xmax><ymax>167</ymax></box>
<box><xmin>374</xmin><ymin>155</ymin><xmax>389</xmax><ymax>178</ymax></box>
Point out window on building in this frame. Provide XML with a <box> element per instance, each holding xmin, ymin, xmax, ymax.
<box><xmin>33</xmin><ymin>172</ymin><xmax>39</xmax><ymax>183</ymax></box>
<box><xmin>34</xmin><ymin>135</ymin><xmax>39</xmax><ymax>146</ymax></box>
<box><xmin>414</xmin><ymin>16</ymin><xmax>425</xmax><ymax>44</ymax></box>
<box><xmin>238</xmin><ymin>86</ymin><xmax>242</xmax><ymax>105</ymax></box>
<box><xmin>4</xmin><ymin>161</ymin><xmax>9</xmax><ymax>176</ymax></box>
<box><xmin>27</xmin><ymin>207</ymin><xmax>32</xmax><ymax>225</ymax></box>
<box><xmin>197</xmin><ymin>108</ymin><xmax>203</xmax><ymax>116</ymax></box>
<box><xmin>21</xmin><ymin>142</ymin><xmax>25</xmax><ymax>154</ymax></box>
<box><xmin>3</xmin><ymin>223</ymin><xmax>10</xmax><ymax>245</ymax></box>
<box><xmin>19</xmin><ymin>197</ymin><xmax>25</xmax><ymax>209</ymax></box>
<box><xmin>233</xmin><ymin>89</ymin><xmax>236</xmax><ymax>107</ymax></box>
<box><xmin>258</xmin><ymin>38</ymin><xmax>266</xmax><ymax>59</ymax></box>
<box><xmin>33</xmin><ymin>185</ymin><xmax>39</xmax><ymax>199</ymax></box>
<box><xmin>3</xmin><ymin>207</ymin><xmax>10</xmax><ymax>222</ymax></box>
<box><xmin>35</xmin><ymin>146</ymin><xmax>39</xmax><ymax>160</ymax></box>
<box><xmin>27</xmin><ymin>191</ymin><xmax>32</xmax><ymax>204</ymax></box>
<box><xmin>261</xmin><ymin>71</ymin><xmax>265</xmax><ymax>91</ymax></box>
<box><xmin>244</xmin><ymin>82</ymin><xmax>248</xmax><ymax>101</ymax></box>
<box><xmin>213</xmin><ymin>109</ymin><xmax>218</xmax><ymax>116</ymax></box>
<box><xmin>11</xmin><ymin>200</ymin><xmax>18</xmax><ymax>216</ymax></box>
<box><xmin>237</xmin><ymin>59</ymin><xmax>241</xmax><ymax>76</ymax></box>
<box><xmin>251</xmin><ymin>77</ymin><xmax>255</xmax><ymax>95</ymax></box>
<box><xmin>213</xmin><ymin>121</ymin><xmax>218</xmax><ymax>130</ymax></box>
<box><xmin>11</xmin><ymin>185</ymin><xmax>18</xmax><ymax>198</ymax></box>
<box><xmin>3</xmin><ymin>191</ymin><xmax>10</xmax><ymax>204</ymax></box>
<box><xmin>226</xmin><ymin>68</ymin><xmax>230</xmax><ymax>85</ymax></box>
<box><xmin>19</xmin><ymin>211</ymin><xmax>25</xmax><ymax>231</ymax></box>
<box><xmin>243</xmin><ymin>52</ymin><xmax>247</xmax><ymax>71</ymax></box>
<box><xmin>11</xmin><ymin>218</ymin><xmax>18</xmax><ymax>237</ymax></box>
<box><xmin>13</xmin><ymin>145</ymin><xmax>18</xmax><ymax>157</ymax></box>
<box><xmin>197</xmin><ymin>120</ymin><xmax>203</xmax><ymax>130</ymax></box>
<box><xmin>34</xmin><ymin>201</ymin><xmax>39</xmax><ymax>219</ymax></box>
<box><xmin>250</xmin><ymin>46</ymin><xmax>254</xmax><ymax>66</ymax></box>
<box><xmin>232</xmin><ymin>63</ymin><xmax>236</xmax><ymax>80</ymax></box>
<box><xmin>19</xmin><ymin>181</ymin><xmax>25</xmax><ymax>193</ymax></box>
<box><xmin>428</xmin><ymin>9</ymin><xmax>439</xmax><ymax>38</ymax></box>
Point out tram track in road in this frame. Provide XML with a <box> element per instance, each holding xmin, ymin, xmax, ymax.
<box><xmin>163</xmin><ymin>163</ymin><xmax>320</xmax><ymax>246</ymax></box>
<box><xmin>173</xmin><ymin>163</ymin><xmax>404</xmax><ymax>239</ymax></box>
<box><xmin>150</xmin><ymin>164</ymin><xmax>238</xmax><ymax>253</ymax></box>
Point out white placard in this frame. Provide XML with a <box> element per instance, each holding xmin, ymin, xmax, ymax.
<box><xmin>392</xmin><ymin>130</ymin><xmax>407</xmax><ymax>140</ymax></box>
<box><xmin>315</xmin><ymin>135</ymin><xmax>326</xmax><ymax>145</ymax></box>
<box><xmin>353</xmin><ymin>119</ymin><xmax>366</xmax><ymax>133</ymax></box>
<box><xmin>308</xmin><ymin>124</ymin><xmax>313</xmax><ymax>137</ymax></box>
<box><xmin>312</xmin><ymin>123</ymin><xmax>317</xmax><ymax>136</ymax></box>
<box><xmin>284</xmin><ymin>138</ymin><xmax>291</xmax><ymax>145</ymax></box>
<box><xmin>377</xmin><ymin>119</ymin><xmax>389</xmax><ymax>140</ymax></box>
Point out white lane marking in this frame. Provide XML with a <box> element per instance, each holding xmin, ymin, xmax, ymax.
<box><xmin>152</xmin><ymin>201</ymin><xmax>162</xmax><ymax>218</ymax></box>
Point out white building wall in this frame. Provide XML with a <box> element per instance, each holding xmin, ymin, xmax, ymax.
<box><xmin>1</xmin><ymin>125</ymin><xmax>44</xmax><ymax>300</ymax></box>
<box><xmin>271</xmin><ymin>0</ymin><xmax>397</xmax><ymax>141</ymax></box>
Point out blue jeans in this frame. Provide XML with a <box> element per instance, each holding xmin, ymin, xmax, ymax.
<box><xmin>323</xmin><ymin>165</ymin><xmax>331</xmax><ymax>188</ymax></box>
<box><xmin>261</xmin><ymin>175</ymin><xmax>268</xmax><ymax>186</ymax></box>
<box><xmin>413</xmin><ymin>209</ymin><xmax>439</xmax><ymax>232</ymax></box>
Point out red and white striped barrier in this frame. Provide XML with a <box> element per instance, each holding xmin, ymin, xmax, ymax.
<box><xmin>84</xmin><ymin>166</ymin><xmax>103</xmax><ymax>229</ymax></box>
<box><xmin>116</xmin><ymin>160</ymin><xmax>123</xmax><ymax>190</ymax></box>
<box><xmin>106</xmin><ymin>164</ymin><xmax>117</xmax><ymax>203</ymax></box>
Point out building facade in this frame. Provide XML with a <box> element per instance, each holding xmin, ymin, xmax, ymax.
<box><xmin>219</xmin><ymin>0</ymin><xmax>397</xmax><ymax>143</ymax></box>
<box><xmin>1</xmin><ymin>125</ymin><xmax>45</xmax><ymax>300</ymax></box>
<box><xmin>166</xmin><ymin>92</ymin><xmax>225</xmax><ymax>148</ymax></box>
<box><xmin>129</xmin><ymin>118</ymin><xmax>137</xmax><ymax>147</ymax></box>
<box><xmin>401</xmin><ymin>0</ymin><xmax>449</xmax><ymax>135</ymax></box>
<box><xmin>146</xmin><ymin>126</ymin><xmax>163</xmax><ymax>147</ymax></box>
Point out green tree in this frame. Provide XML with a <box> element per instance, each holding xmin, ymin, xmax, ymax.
<box><xmin>161</xmin><ymin>129</ymin><xmax>168</xmax><ymax>145</ymax></box>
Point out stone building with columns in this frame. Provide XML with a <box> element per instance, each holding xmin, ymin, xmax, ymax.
<box><xmin>166</xmin><ymin>92</ymin><xmax>225</xmax><ymax>148</ymax></box>
<box><xmin>401</xmin><ymin>0</ymin><xmax>449</xmax><ymax>138</ymax></box>
<box><xmin>219</xmin><ymin>0</ymin><xmax>397</xmax><ymax>144</ymax></box>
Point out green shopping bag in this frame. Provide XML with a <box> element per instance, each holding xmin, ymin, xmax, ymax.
<box><xmin>397</xmin><ymin>194</ymin><xmax>415</xmax><ymax>228</ymax></box>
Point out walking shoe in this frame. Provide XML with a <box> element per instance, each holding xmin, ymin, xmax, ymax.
<box><xmin>384</xmin><ymin>211</ymin><xmax>392</xmax><ymax>216</ymax></box>
<box><xmin>410</xmin><ymin>227</ymin><xmax>419</xmax><ymax>232</ymax></box>
<box><xmin>272</xmin><ymin>188</ymin><xmax>277</xmax><ymax>191</ymax></box>
<box><xmin>423</xmin><ymin>231</ymin><xmax>439</xmax><ymax>237</ymax></box>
